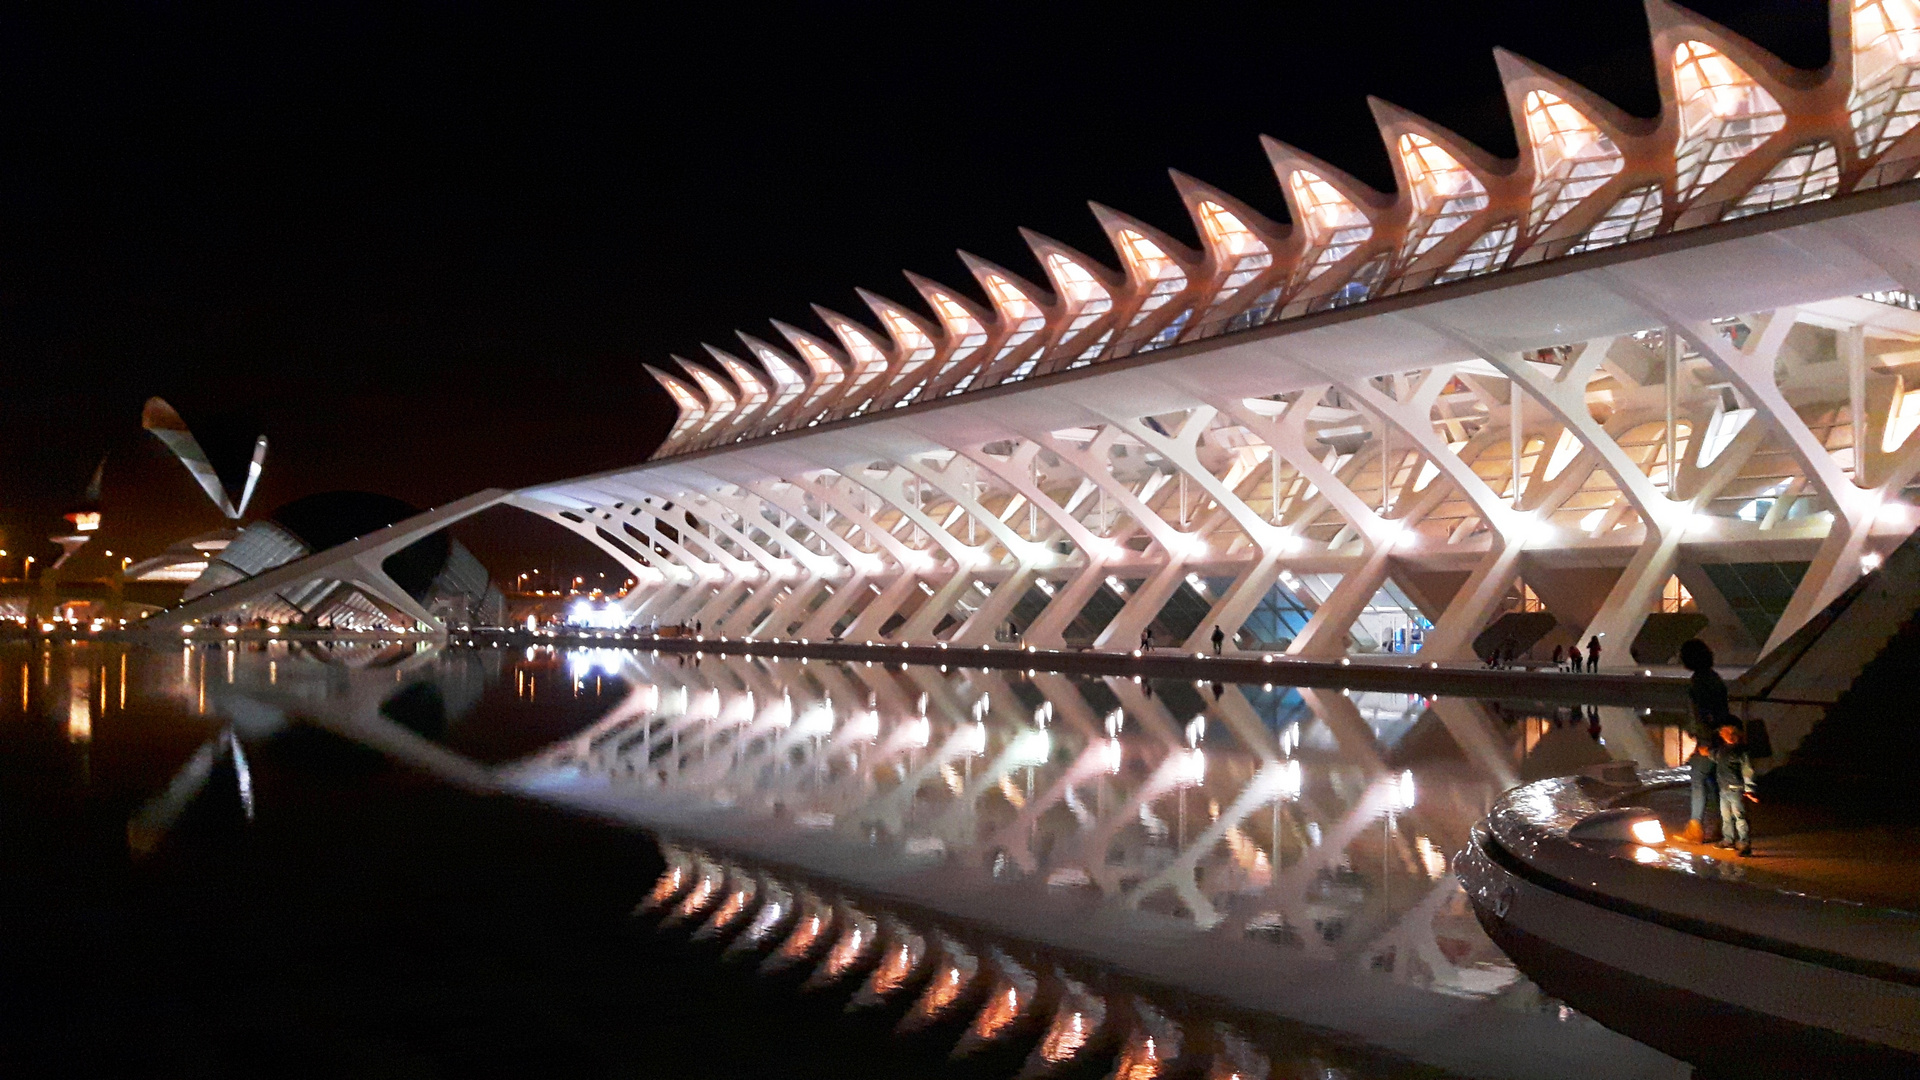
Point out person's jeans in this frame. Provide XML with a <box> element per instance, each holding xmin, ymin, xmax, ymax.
<box><xmin>1719</xmin><ymin>779</ymin><xmax>1750</xmax><ymax>847</ymax></box>
<box><xmin>1689</xmin><ymin>752</ymin><xmax>1719</xmax><ymax>834</ymax></box>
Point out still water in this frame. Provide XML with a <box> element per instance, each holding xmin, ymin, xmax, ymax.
<box><xmin>2</xmin><ymin>640</ymin><xmax>1693</xmax><ymax>1079</ymax></box>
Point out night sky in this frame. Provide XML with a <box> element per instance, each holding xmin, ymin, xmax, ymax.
<box><xmin>0</xmin><ymin>1</ymin><xmax>1827</xmax><ymax>583</ymax></box>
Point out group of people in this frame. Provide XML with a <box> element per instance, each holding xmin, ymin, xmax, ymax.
<box><xmin>1679</xmin><ymin>639</ymin><xmax>1764</xmax><ymax>856</ymax></box>
<box><xmin>1486</xmin><ymin>636</ymin><xmax>1603</xmax><ymax>671</ymax></box>
<box><xmin>1548</xmin><ymin>637</ymin><xmax>1603</xmax><ymax>672</ymax></box>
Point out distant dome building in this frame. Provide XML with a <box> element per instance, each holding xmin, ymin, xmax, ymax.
<box><xmin>186</xmin><ymin>491</ymin><xmax>505</xmax><ymax>630</ymax></box>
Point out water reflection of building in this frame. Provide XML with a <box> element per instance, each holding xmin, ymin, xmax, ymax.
<box><xmin>508</xmin><ymin>3</ymin><xmax>1920</xmax><ymax>673</ymax></box>
<box><xmin>518</xmin><ymin>653</ymin><xmax>1559</xmax><ymax>1003</ymax></box>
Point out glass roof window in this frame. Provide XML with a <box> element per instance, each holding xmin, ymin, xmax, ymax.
<box><xmin>684</xmin><ymin>368</ymin><xmax>738</xmax><ymax>432</ymax></box>
<box><xmin>659</xmin><ymin>378</ymin><xmax>707</xmax><ymax>441</ymax></box>
<box><xmin>923</xmin><ymin>291</ymin><xmax>987</xmax><ymax>382</ymax></box>
<box><xmin>1434</xmin><ymin>219</ymin><xmax>1518</xmax><ymax>283</ymax></box>
<box><xmin>715</xmin><ymin>356</ymin><xmax>769</xmax><ymax>416</ymax></box>
<box><xmin>1522</xmin><ymin>90</ymin><xmax>1624</xmax><ymax>235</ymax></box>
<box><xmin>1851</xmin><ymin>1</ymin><xmax>1920</xmax><ymax>159</ymax></box>
<box><xmin>1287</xmin><ymin>170</ymin><xmax>1373</xmax><ymax>285</ymax></box>
<box><xmin>1396</xmin><ymin>134</ymin><xmax>1489</xmax><ymax>266</ymax></box>
<box><xmin>1672</xmin><ymin>40</ymin><xmax>1786</xmax><ymax>202</ymax></box>
<box><xmin>983</xmin><ymin>274</ymin><xmax>1048</xmax><ymax>363</ymax></box>
<box><xmin>826</xmin><ymin>324</ymin><xmax>890</xmax><ymax>400</ymax></box>
<box><xmin>1046</xmin><ymin>253</ymin><xmax>1115</xmax><ymax>336</ymax></box>
<box><xmin>1195</xmin><ymin>201</ymin><xmax>1274</xmax><ymax>308</ymax></box>
<box><xmin>875</xmin><ymin>308</ymin><xmax>937</xmax><ymax>376</ymax></box>
<box><xmin>1567</xmin><ymin>183</ymin><xmax>1663</xmax><ymax>254</ymax></box>
<box><xmin>1114</xmin><ymin>229</ymin><xmax>1188</xmax><ymax>327</ymax></box>
<box><xmin>1723</xmin><ymin>140</ymin><xmax>1840</xmax><ymax>219</ymax></box>
<box><xmin>790</xmin><ymin>338</ymin><xmax>846</xmax><ymax>416</ymax></box>
<box><xmin>748</xmin><ymin>346</ymin><xmax>807</xmax><ymax>415</ymax></box>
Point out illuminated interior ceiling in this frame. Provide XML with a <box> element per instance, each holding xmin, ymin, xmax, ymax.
<box><xmin>523</xmin><ymin>2</ymin><xmax>1920</xmax><ymax>666</ymax></box>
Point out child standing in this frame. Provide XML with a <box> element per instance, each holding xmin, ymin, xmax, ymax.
<box><xmin>1714</xmin><ymin>722</ymin><xmax>1756</xmax><ymax>857</ymax></box>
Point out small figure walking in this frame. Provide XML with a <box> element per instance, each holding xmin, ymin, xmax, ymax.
<box><xmin>1141</xmin><ymin>627</ymin><xmax>1153</xmax><ymax>652</ymax></box>
<box><xmin>1714</xmin><ymin>721</ymin><xmax>1755</xmax><ymax>856</ymax></box>
<box><xmin>1585</xmin><ymin>634</ymin><xmax>1601</xmax><ymax>673</ymax></box>
<box><xmin>1210</xmin><ymin>624</ymin><xmax>1226</xmax><ymax>655</ymax></box>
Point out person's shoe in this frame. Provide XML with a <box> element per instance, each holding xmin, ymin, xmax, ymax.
<box><xmin>1714</xmin><ymin>840</ymin><xmax>1735</xmax><ymax>849</ymax></box>
<box><xmin>1737</xmin><ymin>845</ymin><xmax>1752</xmax><ymax>857</ymax></box>
<box><xmin>1680</xmin><ymin>820</ymin><xmax>1705</xmax><ymax>844</ymax></box>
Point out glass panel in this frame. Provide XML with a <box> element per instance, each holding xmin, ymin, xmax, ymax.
<box><xmin>875</xmin><ymin>308</ymin><xmax>937</xmax><ymax>374</ymax></box>
<box><xmin>828</xmin><ymin>323</ymin><xmax>889</xmax><ymax>398</ymax></box>
<box><xmin>1672</xmin><ymin>41</ymin><xmax>1785</xmax><ymax>201</ymax></box>
<box><xmin>1287</xmin><ymin>170</ymin><xmax>1373</xmax><ymax>285</ymax></box>
<box><xmin>659</xmin><ymin>378</ymin><xmax>706</xmax><ymax>440</ymax></box>
<box><xmin>1196</xmin><ymin>201</ymin><xmax>1274</xmax><ymax>310</ymax></box>
<box><xmin>685</xmin><ymin>368</ymin><xmax>737</xmax><ymax>432</ymax></box>
<box><xmin>1852</xmin><ymin>0</ymin><xmax>1920</xmax><ymax>158</ymax></box>
<box><xmin>1396</xmin><ymin>134</ymin><xmax>1488</xmax><ymax>265</ymax></box>
<box><xmin>1722</xmin><ymin>141</ymin><xmax>1840</xmax><ymax>219</ymax></box>
<box><xmin>749</xmin><ymin>346</ymin><xmax>806</xmax><ymax>416</ymax></box>
<box><xmin>715</xmin><ymin>357</ymin><xmax>768</xmax><ymax>415</ymax></box>
<box><xmin>1522</xmin><ymin>90</ymin><xmax>1623</xmax><ymax>235</ymax></box>
<box><xmin>1567</xmin><ymin>184</ymin><xmax>1663</xmax><ymax>254</ymax></box>
<box><xmin>925</xmin><ymin>290</ymin><xmax>988</xmax><ymax>374</ymax></box>
<box><xmin>982</xmin><ymin>273</ymin><xmax>1049</xmax><ymax>362</ymax></box>
<box><xmin>1046</xmin><ymin>253</ymin><xmax>1114</xmax><ymax>337</ymax></box>
<box><xmin>1434</xmin><ymin>219</ymin><xmax>1518</xmax><ymax>283</ymax></box>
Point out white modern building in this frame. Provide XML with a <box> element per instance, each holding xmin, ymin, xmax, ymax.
<box><xmin>228</xmin><ymin>1</ymin><xmax>1903</xmax><ymax>660</ymax></box>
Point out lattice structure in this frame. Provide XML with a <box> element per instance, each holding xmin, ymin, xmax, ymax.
<box><xmin>517</xmin><ymin>2</ymin><xmax>1920</xmax><ymax>664</ymax></box>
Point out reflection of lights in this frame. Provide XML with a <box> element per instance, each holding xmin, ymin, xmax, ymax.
<box><xmin>1173</xmin><ymin>748</ymin><xmax>1207</xmax><ymax>787</ymax></box>
<box><xmin>910</xmin><ymin>953</ymin><xmax>977</xmax><ymax>1023</ymax></box>
<box><xmin>1006</xmin><ymin>728</ymin><xmax>1051</xmax><ymax>767</ymax></box>
<box><xmin>737</xmin><ymin>897</ymin><xmax>788</xmax><ymax>946</ymax></box>
<box><xmin>864</xmin><ymin>934</ymin><xmax>924</xmax><ymax>998</ymax></box>
<box><xmin>971</xmin><ymin>983</ymin><xmax>1027</xmax><ymax>1042</ymax></box>
<box><xmin>1393</xmin><ymin>768</ymin><xmax>1418</xmax><ymax>811</ymax></box>
<box><xmin>842</xmin><ymin>710</ymin><xmax>880</xmax><ymax>743</ymax></box>
<box><xmin>1271</xmin><ymin>758</ymin><xmax>1303</xmax><ymax>800</ymax></box>
<box><xmin>1039</xmin><ymin>1000</ymin><xmax>1101</xmax><ymax>1064</ymax></box>
<box><xmin>897</xmin><ymin>717</ymin><xmax>930</xmax><ymax>749</ymax></box>
<box><xmin>795</xmin><ymin>703</ymin><xmax>836</xmax><ymax>737</ymax></box>
<box><xmin>674</xmin><ymin>872</ymin><xmax>720</xmax><ymax>919</ymax></box>
<box><xmin>1101</xmin><ymin>737</ymin><xmax>1125</xmax><ymax>775</ymax></box>
<box><xmin>704</xmin><ymin>886</ymin><xmax>756</xmax><ymax>935</ymax></box>
<box><xmin>565</xmin><ymin>648</ymin><xmax>624</xmax><ymax>680</ymax></box>
<box><xmin>953</xmin><ymin>721</ymin><xmax>988</xmax><ymax>756</ymax></box>
<box><xmin>1862</xmin><ymin>551</ymin><xmax>1884</xmax><ymax>573</ymax></box>
<box><xmin>1633</xmin><ymin>844</ymin><xmax>1662</xmax><ymax>864</ymax></box>
<box><xmin>778</xmin><ymin>909</ymin><xmax>831</xmax><ymax>960</ymax></box>
<box><xmin>642</xmin><ymin>865</ymin><xmax>688</xmax><ymax>910</ymax></box>
<box><xmin>824</xmin><ymin>911</ymin><xmax>877</xmax><ymax>978</ymax></box>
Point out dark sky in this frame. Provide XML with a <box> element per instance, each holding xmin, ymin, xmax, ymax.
<box><xmin>0</xmin><ymin>0</ymin><xmax>1827</xmax><ymax>581</ymax></box>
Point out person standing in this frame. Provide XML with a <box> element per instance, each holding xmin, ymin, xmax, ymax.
<box><xmin>1210</xmin><ymin>624</ymin><xmax>1225</xmax><ymax>655</ymax></box>
<box><xmin>1141</xmin><ymin>627</ymin><xmax>1153</xmax><ymax>652</ymax></box>
<box><xmin>1585</xmin><ymin>635</ymin><xmax>1601</xmax><ymax>673</ymax></box>
<box><xmin>1714</xmin><ymin>720</ymin><xmax>1755</xmax><ymax>856</ymax></box>
<box><xmin>1678</xmin><ymin>639</ymin><xmax>1728</xmax><ymax>844</ymax></box>
<box><xmin>1551</xmin><ymin>643</ymin><xmax>1564</xmax><ymax>671</ymax></box>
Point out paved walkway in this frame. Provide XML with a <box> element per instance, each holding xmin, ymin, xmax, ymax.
<box><xmin>1644</xmin><ymin>787</ymin><xmax>1920</xmax><ymax>914</ymax></box>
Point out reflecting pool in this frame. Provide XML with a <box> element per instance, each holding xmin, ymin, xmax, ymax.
<box><xmin>2</xmin><ymin>639</ymin><xmax>1696</xmax><ymax>1080</ymax></box>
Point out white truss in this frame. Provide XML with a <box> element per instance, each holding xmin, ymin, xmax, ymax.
<box><xmin>522</xmin><ymin>2</ymin><xmax>1920</xmax><ymax>663</ymax></box>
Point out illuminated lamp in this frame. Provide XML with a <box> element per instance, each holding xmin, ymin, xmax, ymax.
<box><xmin>1568</xmin><ymin>807</ymin><xmax>1667</xmax><ymax>847</ymax></box>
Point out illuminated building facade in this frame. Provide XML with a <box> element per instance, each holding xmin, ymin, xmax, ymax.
<box><xmin>512</xmin><ymin>3</ymin><xmax>1920</xmax><ymax>664</ymax></box>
